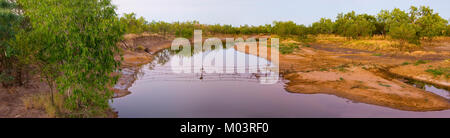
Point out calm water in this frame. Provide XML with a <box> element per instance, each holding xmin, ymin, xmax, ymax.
<box><xmin>110</xmin><ymin>48</ymin><xmax>450</xmax><ymax>118</ymax></box>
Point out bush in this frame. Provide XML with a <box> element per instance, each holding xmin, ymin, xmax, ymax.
<box><xmin>389</xmin><ymin>23</ymin><xmax>420</xmax><ymax>45</ymax></box>
<box><xmin>0</xmin><ymin>0</ymin><xmax>25</xmax><ymax>87</ymax></box>
<box><xmin>17</xmin><ymin>0</ymin><xmax>124</xmax><ymax>113</ymax></box>
<box><xmin>279</xmin><ymin>43</ymin><xmax>299</xmax><ymax>54</ymax></box>
<box><xmin>120</xmin><ymin>13</ymin><xmax>149</xmax><ymax>34</ymax></box>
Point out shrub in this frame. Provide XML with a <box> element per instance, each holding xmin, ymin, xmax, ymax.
<box><xmin>17</xmin><ymin>0</ymin><xmax>124</xmax><ymax>113</ymax></box>
<box><xmin>136</xmin><ymin>45</ymin><xmax>145</xmax><ymax>51</ymax></box>
<box><xmin>279</xmin><ymin>43</ymin><xmax>299</xmax><ymax>54</ymax></box>
<box><xmin>426</xmin><ymin>67</ymin><xmax>450</xmax><ymax>78</ymax></box>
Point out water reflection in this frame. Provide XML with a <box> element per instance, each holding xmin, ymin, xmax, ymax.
<box><xmin>141</xmin><ymin>46</ymin><xmax>279</xmax><ymax>83</ymax></box>
<box><xmin>111</xmin><ymin>47</ymin><xmax>450</xmax><ymax>118</ymax></box>
<box><xmin>405</xmin><ymin>79</ymin><xmax>450</xmax><ymax>99</ymax></box>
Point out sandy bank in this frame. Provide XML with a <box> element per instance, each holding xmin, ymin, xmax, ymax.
<box><xmin>235</xmin><ymin>41</ymin><xmax>450</xmax><ymax>111</ymax></box>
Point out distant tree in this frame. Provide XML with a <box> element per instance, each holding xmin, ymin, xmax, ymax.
<box><xmin>119</xmin><ymin>13</ymin><xmax>149</xmax><ymax>34</ymax></box>
<box><xmin>296</xmin><ymin>24</ymin><xmax>309</xmax><ymax>39</ymax></box>
<box><xmin>174</xmin><ymin>21</ymin><xmax>196</xmax><ymax>38</ymax></box>
<box><xmin>335</xmin><ymin>11</ymin><xmax>376</xmax><ymax>39</ymax></box>
<box><xmin>377</xmin><ymin>10</ymin><xmax>391</xmax><ymax>36</ymax></box>
<box><xmin>414</xmin><ymin>6</ymin><xmax>448</xmax><ymax>40</ymax></box>
<box><xmin>376</xmin><ymin>8</ymin><xmax>410</xmax><ymax>37</ymax></box>
<box><xmin>272</xmin><ymin>21</ymin><xmax>298</xmax><ymax>37</ymax></box>
<box><xmin>311</xmin><ymin>18</ymin><xmax>334</xmax><ymax>34</ymax></box>
<box><xmin>389</xmin><ymin>23</ymin><xmax>420</xmax><ymax>45</ymax></box>
<box><xmin>447</xmin><ymin>24</ymin><xmax>450</xmax><ymax>36</ymax></box>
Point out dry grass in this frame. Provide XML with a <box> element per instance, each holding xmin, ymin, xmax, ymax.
<box><xmin>21</xmin><ymin>92</ymin><xmax>116</xmax><ymax>118</ymax></box>
<box><xmin>314</xmin><ymin>34</ymin><xmax>348</xmax><ymax>44</ymax></box>
<box><xmin>342</xmin><ymin>39</ymin><xmax>420</xmax><ymax>51</ymax></box>
<box><xmin>421</xmin><ymin>36</ymin><xmax>450</xmax><ymax>47</ymax></box>
<box><xmin>21</xmin><ymin>93</ymin><xmax>65</xmax><ymax>118</ymax></box>
<box><xmin>123</xmin><ymin>32</ymin><xmax>163</xmax><ymax>40</ymax></box>
<box><xmin>312</xmin><ymin>34</ymin><xmax>433</xmax><ymax>52</ymax></box>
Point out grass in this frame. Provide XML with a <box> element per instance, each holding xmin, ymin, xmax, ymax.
<box><xmin>314</xmin><ymin>34</ymin><xmax>347</xmax><ymax>44</ymax></box>
<box><xmin>401</xmin><ymin>62</ymin><xmax>410</xmax><ymax>65</ymax></box>
<box><xmin>340</xmin><ymin>38</ymin><xmax>421</xmax><ymax>52</ymax></box>
<box><xmin>372</xmin><ymin>53</ymin><xmax>382</xmax><ymax>56</ymax></box>
<box><xmin>426</xmin><ymin>67</ymin><xmax>450</xmax><ymax>78</ymax></box>
<box><xmin>22</xmin><ymin>92</ymin><xmax>113</xmax><ymax>118</ymax></box>
<box><xmin>22</xmin><ymin>93</ymin><xmax>65</xmax><ymax>117</ymax></box>
<box><xmin>279</xmin><ymin>43</ymin><xmax>299</xmax><ymax>54</ymax></box>
<box><xmin>414</xmin><ymin>60</ymin><xmax>429</xmax><ymax>66</ymax></box>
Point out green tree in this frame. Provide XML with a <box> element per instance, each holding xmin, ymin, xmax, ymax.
<box><xmin>447</xmin><ymin>24</ymin><xmax>450</xmax><ymax>36</ymax></box>
<box><xmin>119</xmin><ymin>13</ymin><xmax>149</xmax><ymax>34</ymax></box>
<box><xmin>17</xmin><ymin>0</ymin><xmax>124</xmax><ymax>114</ymax></box>
<box><xmin>389</xmin><ymin>23</ymin><xmax>419</xmax><ymax>45</ymax></box>
<box><xmin>0</xmin><ymin>0</ymin><xmax>24</xmax><ymax>87</ymax></box>
<box><xmin>376</xmin><ymin>8</ymin><xmax>410</xmax><ymax>37</ymax></box>
<box><xmin>414</xmin><ymin>6</ymin><xmax>448</xmax><ymax>40</ymax></box>
<box><xmin>335</xmin><ymin>11</ymin><xmax>376</xmax><ymax>39</ymax></box>
<box><xmin>311</xmin><ymin>18</ymin><xmax>334</xmax><ymax>34</ymax></box>
<box><xmin>272</xmin><ymin>21</ymin><xmax>298</xmax><ymax>37</ymax></box>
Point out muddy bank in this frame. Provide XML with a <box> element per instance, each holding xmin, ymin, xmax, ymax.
<box><xmin>284</xmin><ymin>67</ymin><xmax>450</xmax><ymax>111</ymax></box>
<box><xmin>112</xmin><ymin>33</ymin><xmax>173</xmax><ymax>98</ymax></box>
<box><xmin>236</xmin><ymin>40</ymin><xmax>450</xmax><ymax>111</ymax></box>
<box><xmin>389</xmin><ymin>61</ymin><xmax>449</xmax><ymax>88</ymax></box>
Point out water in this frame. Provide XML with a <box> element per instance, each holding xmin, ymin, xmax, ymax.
<box><xmin>110</xmin><ymin>47</ymin><xmax>450</xmax><ymax>118</ymax></box>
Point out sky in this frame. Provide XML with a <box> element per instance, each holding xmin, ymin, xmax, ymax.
<box><xmin>111</xmin><ymin>0</ymin><xmax>450</xmax><ymax>26</ymax></box>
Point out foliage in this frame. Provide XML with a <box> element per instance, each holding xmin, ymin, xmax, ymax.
<box><xmin>119</xmin><ymin>13</ymin><xmax>148</xmax><ymax>34</ymax></box>
<box><xmin>425</xmin><ymin>67</ymin><xmax>450</xmax><ymax>78</ymax></box>
<box><xmin>16</xmin><ymin>0</ymin><xmax>124</xmax><ymax>112</ymax></box>
<box><xmin>334</xmin><ymin>11</ymin><xmax>376</xmax><ymax>39</ymax></box>
<box><xmin>272</xmin><ymin>21</ymin><xmax>298</xmax><ymax>37</ymax></box>
<box><xmin>311</xmin><ymin>18</ymin><xmax>334</xmax><ymax>34</ymax></box>
<box><xmin>413</xmin><ymin>6</ymin><xmax>448</xmax><ymax>40</ymax></box>
<box><xmin>389</xmin><ymin>23</ymin><xmax>420</xmax><ymax>44</ymax></box>
<box><xmin>0</xmin><ymin>0</ymin><xmax>24</xmax><ymax>87</ymax></box>
<box><xmin>279</xmin><ymin>43</ymin><xmax>299</xmax><ymax>54</ymax></box>
<box><xmin>447</xmin><ymin>24</ymin><xmax>450</xmax><ymax>36</ymax></box>
<box><xmin>118</xmin><ymin>6</ymin><xmax>448</xmax><ymax>44</ymax></box>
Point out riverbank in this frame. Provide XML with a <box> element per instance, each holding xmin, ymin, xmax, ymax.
<box><xmin>0</xmin><ymin>33</ymin><xmax>173</xmax><ymax>118</ymax></box>
<box><xmin>113</xmin><ymin>33</ymin><xmax>173</xmax><ymax>98</ymax></box>
<box><xmin>236</xmin><ymin>36</ymin><xmax>450</xmax><ymax>111</ymax></box>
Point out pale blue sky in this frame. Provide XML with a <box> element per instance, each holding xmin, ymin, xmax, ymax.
<box><xmin>111</xmin><ymin>0</ymin><xmax>450</xmax><ymax>26</ymax></box>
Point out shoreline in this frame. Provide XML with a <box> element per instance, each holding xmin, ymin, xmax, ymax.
<box><xmin>234</xmin><ymin>39</ymin><xmax>450</xmax><ymax>111</ymax></box>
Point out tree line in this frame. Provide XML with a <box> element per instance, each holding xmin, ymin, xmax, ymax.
<box><xmin>121</xmin><ymin>6</ymin><xmax>450</xmax><ymax>44</ymax></box>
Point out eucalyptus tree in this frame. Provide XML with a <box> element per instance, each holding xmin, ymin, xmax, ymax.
<box><xmin>413</xmin><ymin>6</ymin><xmax>448</xmax><ymax>40</ymax></box>
<box><xmin>17</xmin><ymin>0</ymin><xmax>124</xmax><ymax>112</ymax></box>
